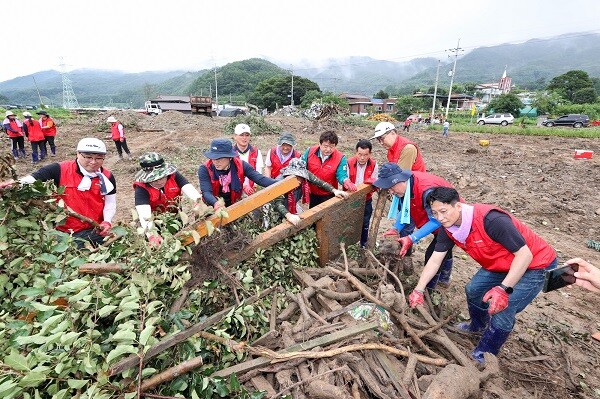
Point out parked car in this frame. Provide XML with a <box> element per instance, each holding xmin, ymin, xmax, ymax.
<box><xmin>477</xmin><ymin>113</ymin><xmax>514</xmax><ymax>126</ymax></box>
<box><xmin>542</xmin><ymin>114</ymin><xmax>590</xmax><ymax>128</ymax></box>
<box><xmin>218</xmin><ymin>108</ymin><xmax>246</xmax><ymax>117</ymax></box>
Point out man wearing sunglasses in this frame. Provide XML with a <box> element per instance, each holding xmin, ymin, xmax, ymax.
<box><xmin>13</xmin><ymin>138</ymin><xmax>117</xmax><ymax>248</ymax></box>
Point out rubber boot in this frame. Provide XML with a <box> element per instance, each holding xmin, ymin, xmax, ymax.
<box><xmin>12</xmin><ymin>148</ymin><xmax>19</xmax><ymax>160</ymax></box>
<box><xmin>455</xmin><ymin>302</ymin><xmax>489</xmax><ymax>333</ymax></box>
<box><xmin>426</xmin><ymin>258</ymin><xmax>453</xmax><ymax>289</ymax></box>
<box><xmin>20</xmin><ymin>149</ymin><xmax>27</xmax><ymax>158</ymax></box>
<box><xmin>471</xmin><ymin>322</ymin><xmax>512</xmax><ymax>364</ymax></box>
<box><xmin>40</xmin><ymin>147</ymin><xmax>47</xmax><ymax>160</ymax></box>
<box><xmin>50</xmin><ymin>146</ymin><xmax>56</xmax><ymax>156</ymax></box>
<box><xmin>32</xmin><ymin>151</ymin><xmax>39</xmax><ymax>164</ymax></box>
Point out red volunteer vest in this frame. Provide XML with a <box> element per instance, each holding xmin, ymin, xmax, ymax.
<box><xmin>347</xmin><ymin>156</ymin><xmax>376</xmax><ymax>200</ymax></box>
<box><xmin>410</xmin><ymin>172</ymin><xmax>454</xmax><ymax>228</ymax></box>
<box><xmin>306</xmin><ymin>145</ymin><xmax>344</xmax><ymax>196</ymax></box>
<box><xmin>448</xmin><ymin>204</ymin><xmax>556</xmax><ymax>272</ymax></box>
<box><xmin>25</xmin><ymin>119</ymin><xmax>45</xmax><ymax>142</ymax></box>
<box><xmin>110</xmin><ymin>122</ymin><xmax>123</xmax><ymax>140</ymax></box>
<box><xmin>205</xmin><ymin>157</ymin><xmax>246</xmax><ymax>205</ymax></box>
<box><xmin>387</xmin><ymin>135</ymin><xmax>426</xmax><ymax>172</ymax></box>
<box><xmin>56</xmin><ymin>160</ymin><xmax>112</xmax><ymax>233</ymax></box>
<box><xmin>40</xmin><ymin>117</ymin><xmax>57</xmax><ymax>137</ymax></box>
<box><xmin>6</xmin><ymin>119</ymin><xmax>23</xmax><ymax>138</ymax></box>
<box><xmin>269</xmin><ymin>147</ymin><xmax>300</xmax><ymax>178</ymax></box>
<box><xmin>235</xmin><ymin>145</ymin><xmax>259</xmax><ymax>188</ymax></box>
<box><xmin>133</xmin><ymin>174</ymin><xmax>181</xmax><ymax>213</ymax></box>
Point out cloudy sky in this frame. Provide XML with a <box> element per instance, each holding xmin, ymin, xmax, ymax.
<box><xmin>4</xmin><ymin>0</ymin><xmax>599</xmax><ymax>82</ymax></box>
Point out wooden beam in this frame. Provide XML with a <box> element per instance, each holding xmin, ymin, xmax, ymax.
<box><xmin>211</xmin><ymin>320</ymin><xmax>380</xmax><ymax>378</ymax></box>
<box><xmin>181</xmin><ymin>176</ymin><xmax>300</xmax><ymax>245</ymax></box>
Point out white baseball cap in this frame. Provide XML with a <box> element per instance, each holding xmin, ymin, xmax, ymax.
<box><xmin>77</xmin><ymin>138</ymin><xmax>107</xmax><ymax>154</ymax></box>
<box><xmin>234</xmin><ymin>123</ymin><xmax>251</xmax><ymax>135</ymax></box>
<box><xmin>107</xmin><ymin>116</ymin><xmax>118</xmax><ymax>123</ymax></box>
<box><xmin>370</xmin><ymin>122</ymin><xmax>396</xmax><ymax>140</ymax></box>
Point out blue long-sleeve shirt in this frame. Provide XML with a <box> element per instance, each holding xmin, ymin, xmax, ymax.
<box><xmin>301</xmin><ymin>148</ymin><xmax>349</xmax><ymax>186</ymax></box>
<box><xmin>198</xmin><ymin>160</ymin><xmax>277</xmax><ymax>206</ymax></box>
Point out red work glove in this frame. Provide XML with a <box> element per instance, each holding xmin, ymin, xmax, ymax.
<box><xmin>397</xmin><ymin>236</ymin><xmax>413</xmax><ymax>257</ymax></box>
<box><xmin>383</xmin><ymin>229</ymin><xmax>399</xmax><ymax>238</ymax></box>
<box><xmin>97</xmin><ymin>221</ymin><xmax>112</xmax><ymax>237</ymax></box>
<box><xmin>343</xmin><ymin>179</ymin><xmax>357</xmax><ymax>192</ymax></box>
<box><xmin>408</xmin><ymin>290</ymin><xmax>424</xmax><ymax>308</ymax></box>
<box><xmin>243</xmin><ymin>184</ymin><xmax>255</xmax><ymax>196</ymax></box>
<box><xmin>120</xmin><ymin>138</ymin><xmax>124</xmax><ymax>142</ymax></box>
<box><xmin>483</xmin><ymin>286</ymin><xmax>509</xmax><ymax>315</ymax></box>
<box><xmin>148</xmin><ymin>234</ymin><xmax>163</xmax><ymax>247</ymax></box>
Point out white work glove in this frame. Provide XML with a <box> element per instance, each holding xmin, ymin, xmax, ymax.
<box><xmin>285</xmin><ymin>213</ymin><xmax>301</xmax><ymax>226</ymax></box>
<box><xmin>333</xmin><ymin>189</ymin><xmax>349</xmax><ymax>199</ymax></box>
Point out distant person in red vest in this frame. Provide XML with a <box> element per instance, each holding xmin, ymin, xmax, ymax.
<box><xmin>347</xmin><ymin>139</ymin><xmax>378</xmax><ymax>247</ymax></box>
<box><xmin>134</xmin><ymin>152</ymin><xmax>210</xmax><ymax>246</ymax></box>
<box><xmin>3</xmin><ymin>111</ymin><xmax>26</xmax><ymax>160</ymax></box>
<box><xmin>107</xmin><ymin>116</ymin><xmax>132</xmax><ymax>160</ymax></box>
<box><xmin>371</xmin><ymin>121</ymin><xmax>426</xmax><ymax>172</ymax></box>
<box><xmin>198</xmin><ymin>138</ymin><xmax>277</xmax><ymax>209</ymax></box>
<box><xmin>37</xmin><ymin>110</ymin><xmax>57</xmax><ymax>157</ymax></box>
<box><xmin>232</xmin><ymin>123</ymin><xmax>264</xmax><ymax>196</ymax></box>
<box><xmin>264</xmin><ymin>131</ymin><xmax>300</xmax><ymax>178</ymax></box>
<box><xmin>4</xmin><ymin>138</ymin><xmax>116</xmax><ymax>248</ymax></box>
<box><xmin>22</xmin><ymin>112</ymin><xmax>46</xmax><ymax>163</ymax></box>
<box><xmin>373</xmin><ymin>163</ymin><xmax>456</xmax><ymax>288</ymax></box>
<box><xmin>408</xmin><ymin>187</ymin><xmax>557</xmax><ymax>364</ymax></box>
<box><xmin>403</xmin><ymin>116</ymin><xmax>412</xmax><ymax>132</ymax></box>
<box><xmin>301</xmin><ymin>130</ymin><xmax>357</xmax><ymax>208</ymax></box>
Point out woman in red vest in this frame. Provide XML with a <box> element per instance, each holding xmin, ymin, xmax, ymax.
<box><xmin>409</xmin><ymin>187</ymin><xmax>557</xmax><ymax>364</ymax></box>
<box><xmin>38</xmin><ymin>110</ymin><xmax>57</xmax><ymax>157</ymax></box>
<box><xmin>198</xmin><ymin>138</ymin><xmax>277</xmax><ymax>209</ymax></box>
<box><xmin>107</xmin><ymin>116</ymin><xmax>132</xmax><ymax>160</ymax></box>
<box><xmin>22</xmin><ymin>112</ymin><xmax>46</xmax><ymax>163</ymax></box>
<box><xmin>3</xmin><ymin>111</ymin><xmax>26</xmax><ymax>160</ymax></box>
<box><xmin>134</xmin><ymin>152</ymin><xmax>209</xmax><ymax>246</ymax></box>
<box><xmin>264</xmin><ymin>131</ymin><xmax>300</xmax><ymax>178</ymax></box>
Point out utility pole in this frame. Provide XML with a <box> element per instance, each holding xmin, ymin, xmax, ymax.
<box><xmin>32</xmin><ymin>76</ymin><xmax>44</xmax><ymax>107</ymax></box>
<box><xmin>214</xmin><ymin>64</ymin><xmax>219</xmax><ymax>111</ymax></box>
<box><xmin>444</xmin><ymin>39</ymin><xmax>463</xmax><ymax>120</ymax></box>
<box><xmin>430</xmin><ymin>60</ymin><xmax>441</xmax><ymax>124</ymax></box>
<box><xmin>290</xmin><ymin>65</ymin><xmax>294</xmax><ymax>107</ymax></box>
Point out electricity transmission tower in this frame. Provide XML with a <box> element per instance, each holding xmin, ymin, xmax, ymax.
<box><xmin>60</xmin><ymin>58</ymin><xmax>80</xmax><ymax>109</ymax></box>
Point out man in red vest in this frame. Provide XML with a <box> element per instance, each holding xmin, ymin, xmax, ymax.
<box><xmin>371</xmin><ymin>121</ymin><xmax>426</xmax><ymax>172</ymax></box>
<box><xmin>373</xmin><ymin>163</ymin><xmax>455</xmax><ymax>288</ymax></box>
<box><xmin>38</xmin><ymin>110</ymin><xmax>57</xmax><ymax>157</ymax></box>
<box><xmin>347</xmin><ymin>139</ymin><xmax>378</xmax><ymax>247</ymax></box>
<box><xmin>264</xmin><ymin>131</ymin><xmax>300</xmax><ymax>178</ymax></box>
<box><xmin>3</xmin><ymin>111</ymin><xmax>26</xmax><ymax>160</ymax></box>
<box><xmin>408</xmin><ymin>187</ymin><xmax>557</xmax><ymax>364</ymax></box>
<box><xmin>13</xmin><ymin>138</ymin><xmax>116</xmax><ymax>248</ymax></box>
<box><xmin>233</xmin><ymin>123</ymin><xmax>263</xmax><ymax>195</ymax></box>
<box><xmin>301</xmin><ymin>130</ymin><xmax>357</xmax><ymax>208</ymax></box>
<box><xmin>107</xmin><ymin>116</ymin><xmax>132</xmax><ymax>160</ymax></box>
<box><xmin>22</xmin><ymin>111</ymin><xmax>46</xmax><ymax>163</ymax></box>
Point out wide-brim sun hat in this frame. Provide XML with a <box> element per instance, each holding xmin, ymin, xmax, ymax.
<box><xmin>204</xmin><ymin>138</ymin><xmax>237</xmax><ymax>159</ymax></box>
<box><xmin>107</xmin><ymin>116</ymin><xmax>118</xmax><ymax>123</ymax></box>
<box><xmin>5</xmin><ymin>111</ymin><xmax>15</xmax><ymax>117</ymax></box>
<box><xmin>372</xmin><ymin>162</ymin><xmax>412</xmax><ymax>189</ymax></box>
<box><xmin>370</xmin><ymin>121</ymin><xmax>396</xmax><ymax>140</ymax></box>
<box><xmin>135</xmin><ymin>152</ymin><xmax>177</xmax><ymax>183</ymax></box>
<box><xmin>37</xmin><ymin>110</ymin><xmax>49</xmax><ymax>116</ymax></box>
<box><xmin>77</xmin><ymin>138</ymin><xmax>107</xmax><ymax>154</ymax></box>
<box><xmin>280</xmin><ymin>158</ymin><xmax>309</xmax><ymax>179</ymax></box>
<box><xmin>22</xmin><ymin>112</ymin><xmax>32</xmax><ymax>117</ymax></box>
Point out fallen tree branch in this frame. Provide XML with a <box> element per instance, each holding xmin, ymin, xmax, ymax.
<box><xmin>78</xmin><ymin>263</ymin><xmax>127</xmax><ymax>275</ymax></box>
<box><xmin>139</xmin><ymin>356</ymin><xmax>203</xmax><ymax>392</ymax></box>
<box><xmin>271</xmin><ymin>366</ymin><xmax>348</xmax><ymax>399</ymax></box>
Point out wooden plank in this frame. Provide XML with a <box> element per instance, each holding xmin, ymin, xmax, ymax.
<box><xmin>315</xmin><ymin>184</ymin><xmax>369</xmax><ymax>266</ymax></box>
<box><xmin>225</xmin><ymin>183</ymin><xmax>371</xmax><ymax>266</ymax></box>
<box><xmin>211</xmin><ymin>320</ymin><xmax>379</xmax><ymax>378</ymax></box>
<box><xmin>181</xmin><ymin>176</ymin><xmax>300</xmax><ymax>245</ymax></box>
<box><xmin>374</xmin><ymin>352</ymin><xmax>412</xmax><ymax>399</ymax></box>
<box><xmin>250</xmin><ymin>375</ymin><xmax>277</xmax><ymax>397</ymax></box>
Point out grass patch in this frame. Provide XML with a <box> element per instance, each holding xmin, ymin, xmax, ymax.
<box><xmin>430</xmin><ymin>123</ymin><xmax>600</xmax><ymax>138</ymax></box>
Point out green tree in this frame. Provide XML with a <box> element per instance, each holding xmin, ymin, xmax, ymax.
<box><xmin>572</xmin><ymin>87</ymin><xmax>597</xmax><ymax>104</ymax></box>
<box><xmin>532</xmin><ymin>92</ymin><xmax>564</xmax><ymax>115</ymax></box>
<box><xmin>547</xmin><ymin>70</ymin><xmax>594</xmax><ymax>102</ymax></box>
<box><xmin>488</xmin><ymin>93</ymin><xmax>523</xmax><ymax>116</ymax></box>
<box><xmin>373</xmin><ymin>90</ymin><xmax>389</xmax><ymax>99</ymax></box>
<box><xmin>250</xmin><ymin>75</ymin><xmax>320</xmax><ymax>111</ymax></box>
<box><xmin>300</xmin><ymin>90</ymin><xmax>348</xmax><ymax>109</ymax></box>
<box><xmin>395</xmin><ymin>96</ymin><xmax>426</xmax><ymax>118</ymax></box>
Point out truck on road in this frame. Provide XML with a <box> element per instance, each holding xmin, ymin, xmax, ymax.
<box><xmin>144</xmin><ymin>95</ymin><xmax>214</xmax><ymax>116</ymax></box>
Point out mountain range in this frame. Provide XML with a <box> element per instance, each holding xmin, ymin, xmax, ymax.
<box><xmin>1</xmin><ymin>31</ymin><xmax>598</xmax><ymax>108</ymax></box>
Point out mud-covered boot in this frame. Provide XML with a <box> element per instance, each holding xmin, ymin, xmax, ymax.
<box><xmin>471</xmin><ymin>323</ymin><xmax>512</xmax><ymax>364</ymax></box>
<box><xmin>455</xmin><ymin>302</ymin><xmax>489</xmax><ymax>333</ymax></box>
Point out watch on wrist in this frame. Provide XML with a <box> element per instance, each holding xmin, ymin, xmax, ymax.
<box><xmin>499</xmin><ymin>284</ymin><xmax>513</xmax><ymax>294</ymax></box>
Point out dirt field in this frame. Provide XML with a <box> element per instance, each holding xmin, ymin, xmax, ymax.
<box><xmin>8</xmin><ymin>110</ymin><xmax>600</xmax><ymax>398</ymax></box>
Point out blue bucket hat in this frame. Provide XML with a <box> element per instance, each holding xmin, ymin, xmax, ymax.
<box><xmin>204</xmin><ymin>138</ymin><xmax>237</xmax><ymax>159</ymax></box>
<box><xmin>373</xmin><ymin>163</ymin><xmax>413</xmax><ymax>189</ymax></box>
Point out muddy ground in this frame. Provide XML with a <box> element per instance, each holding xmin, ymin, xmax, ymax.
<box><xmin>7</xmin><ymin>110</ymin><xmax>600</xmax><ymax>398</ymax></box>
